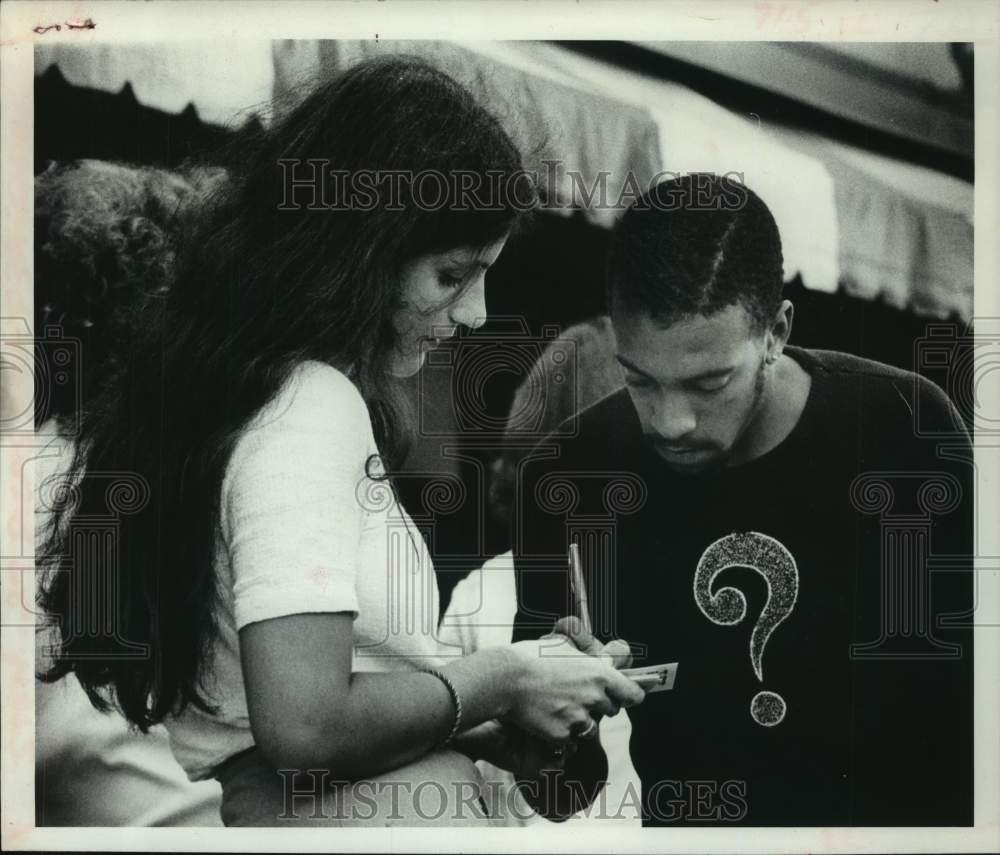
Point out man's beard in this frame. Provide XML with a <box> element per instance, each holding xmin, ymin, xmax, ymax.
<box><xmin>670</xmin><ymin>355</ymin><xmax>769</xmax><ymax>474</ymax></box>
<box><xmin>749</xmin><ymin>353</ymin><xmax>768</xmax><ymax>414</ymax></box>
<box><xmin>717</xmin><ymin>354</ymin><xmax>769</xmax><ymax>468</ymax></box>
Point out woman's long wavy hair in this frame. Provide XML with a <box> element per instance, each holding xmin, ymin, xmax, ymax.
<box><xmin>37</xmin><ymin>55</ymin><xmax>534</xmax><ymax>730</ymax></box>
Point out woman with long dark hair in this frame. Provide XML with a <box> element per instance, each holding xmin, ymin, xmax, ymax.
<box><xmin>37</xmin><ymin>56</ymin><xmax>643</xmax><ymax>826</ymax></box>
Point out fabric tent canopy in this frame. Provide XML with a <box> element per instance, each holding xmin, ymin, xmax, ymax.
<box><xmin>503</xmin><ymin>41</ymin><xmax>972</xmax><ymax>321</ymax></box>
<box><xmin>270</xmin><ymin>39</ymin><xmax>662</xmax><ymax>230</ymax></box>
<box><xmin>34</xmin><ymin>41</ymin><xmax>275</xmax><ymax>127</ymax></box>
<box><xmin>779</xmin><ymin>128</ymin><xmax>973</xmax><ymax>321</ymax></box>
<box><xmin>35</xmin><ymin>39</ymin><xmax>973</xmax><ymax>320</ymax></box>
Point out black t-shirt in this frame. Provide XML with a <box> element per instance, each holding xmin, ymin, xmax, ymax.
<box><xmin>513</xmin><ymin>347</ymin><xmax>973</xmax><ymax>826</ymax></box>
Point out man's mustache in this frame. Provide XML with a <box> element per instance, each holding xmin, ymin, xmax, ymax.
<box><xmin>645</xmin><ymin>436</ymin><xmax>717</xmax><ymax>453</ymax></box>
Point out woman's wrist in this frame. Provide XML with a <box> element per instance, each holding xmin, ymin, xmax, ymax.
<box><xmin>484</xmin><ymin>645</ymin><xmax>526</xmax><ymax>718</ymax></box>
<box><xmin>440</xmin><ymin>646</ymin><xmax>523</xmax><ymax>726</ymax></box>
<box><xmin>494</xmin><ymin>643</ymin><xmax>528</xmax><ymax>718</ymax></box>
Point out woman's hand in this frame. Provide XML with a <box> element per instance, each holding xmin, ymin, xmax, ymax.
<box><xmin>504</xmin><ymin>632</ymin><xmax>645</xmax><ymax>745</ymax></box>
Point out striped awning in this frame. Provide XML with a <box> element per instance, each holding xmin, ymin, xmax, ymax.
<box><xmin>35</xmin><ymin>39</ymin><xmax>974</xmax><ymax>320</ymax></box>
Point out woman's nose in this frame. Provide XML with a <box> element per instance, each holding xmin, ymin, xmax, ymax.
<box><xmin>449</xmin><ymin>280</ymin><xmax>487</xmax><ymax>331</ymax></box>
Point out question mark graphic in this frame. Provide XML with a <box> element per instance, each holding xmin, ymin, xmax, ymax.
<box><xmin>693</xmin><ymin>532</ymin><xmax>799</xmax><ymax>726</ymax></box>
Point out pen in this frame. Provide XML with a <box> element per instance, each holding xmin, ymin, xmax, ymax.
<box><xmin>568</xmin><ymin>541</ymin><xmax>593</xmax><ymax>636</ymax></box>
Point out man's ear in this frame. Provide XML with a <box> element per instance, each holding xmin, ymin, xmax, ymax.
<box><xmin>765</xmin><ymin>300</ymin><xmax>794</xmax><ymax>363</ymax></box>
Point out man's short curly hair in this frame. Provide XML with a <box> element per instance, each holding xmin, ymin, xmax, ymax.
<box><xmin>607</xmin><ymin>173</ymin><xmax>784</xmax><ymax>333</ymax></box>
<box><xmin>34</xmin><ymin>160</ymin><xmax>226</xmax><ymax>425</ymax></box>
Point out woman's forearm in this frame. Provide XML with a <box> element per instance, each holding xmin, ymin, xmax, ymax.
<box><xmin>243</xmin><ymin>613</ymin><xmax>640</xmax><ymax>781</ymax></box>
<box><xmin>273</xmin><ymin>646</ymin><xmax>523</xmax><ymax>780</ymax></box>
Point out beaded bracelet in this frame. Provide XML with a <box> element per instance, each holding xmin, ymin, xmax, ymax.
<box><xmin>422</xmin><ymin>668</ymin><xmax>463</xmax><ymax>746</ymax></box>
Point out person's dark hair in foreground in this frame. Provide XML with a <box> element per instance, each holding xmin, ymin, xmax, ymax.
<box><xmin>33</xmin><ymin>159</ymin><xmax>228</xmax><ymax>828</ymax></box>
<box><xmin>514</xmin><ymin>173</ymin><xmax>974</xmax><ymax>826</ymax></box>
<box><xmin>33</xmin><ymin>159</ymin><xmax>225</xmax><ymax>427</ymax></box>
<box><xmin>38</xmin><ymin>56</ymin><xmax>645</xmax><ymax>826</ymax></box>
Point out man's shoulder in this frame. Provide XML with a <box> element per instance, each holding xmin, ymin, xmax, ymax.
<box><xmin>562</xmin><ymin>386</ymin><xmax>636</xmax><ymax>442</ymax></box>
<box><xmin>529</xmin><ymin>388</ymin><xmax>639</xmax><ymax>468</ymax></box>
<box><xmin>797</xmin><ymin>347</ymin><xmax>916</xmax><ymax>384</ymax></box>
<box><xmin>793</xmin><ymin>347</ymin><xmax>967</xmax><ymax>440</ymax></box>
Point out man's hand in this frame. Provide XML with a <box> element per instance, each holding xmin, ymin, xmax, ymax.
<box><xmin>545</xmin><ymin>616</ymin><xmax>634</xmax><ymax>675</ymax></box>
<box><xmin>498</xmin><ymin>617</ymin><xmax>636</xmax><ymax>821</ymax></box>
<box><xmin>452</xmin><ymin>718</ymin><xmax>577</xmax><ymax>777</ymax></box>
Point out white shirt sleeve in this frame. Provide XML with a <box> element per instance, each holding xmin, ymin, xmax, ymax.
<box><xmin>220</xmin><ymin>362</ymin><xmax>373</xmax><ymax>630</ymax></box>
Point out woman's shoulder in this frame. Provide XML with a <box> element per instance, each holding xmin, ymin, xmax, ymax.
<box><xmin>229</xmin><ymin>361</ymin><xmax>377</xmax><ymax>470</ymax></box>
<box><xmin>285</xmin><ymin>359</ymin><xmax>366</xmax><ymax>409</ymax></box>
<box><xmin>222</xmin><ymin>362</ymin><xmax>377</xmax><ymax>521</ymax></box>
<box><xmin>254</xmin><ymin>360</ymin><xmax>370</xmax><ymax>431</ymax></box>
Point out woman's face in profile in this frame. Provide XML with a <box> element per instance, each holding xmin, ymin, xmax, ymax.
<box><xmin>390</xmin><ymin>233</ymin><xmax>508</xmax><ymax>377</ymax></box>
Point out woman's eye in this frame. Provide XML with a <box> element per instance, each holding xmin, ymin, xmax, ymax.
<box><xmin>625</xmin><ymin>375</ymin><xmax>653</xmax><ymax>390</ymax></box>
<box><xmin>439</xmin><ymin>272</ymin><xmax>464</xmax><ymax>289</ymax></box>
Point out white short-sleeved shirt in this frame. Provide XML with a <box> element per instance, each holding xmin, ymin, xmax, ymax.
<box><xmin>165</xmin><ymin>361</ymin><xmax>460</xmax><ymax>780</ymax></box>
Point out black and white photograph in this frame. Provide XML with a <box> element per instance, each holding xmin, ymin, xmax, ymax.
<box><xmin>1</xmin><ymin>1</ymin><xmax>997</xmax><ymax>851</ymax></box>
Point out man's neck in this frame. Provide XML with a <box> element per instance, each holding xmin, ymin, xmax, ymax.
<box><xmin>729</xmin><ymin>352</ymin><xmax>812</xmax><ymax>467</ymax></box>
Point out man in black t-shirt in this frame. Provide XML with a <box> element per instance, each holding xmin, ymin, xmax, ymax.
<box><xmin>512</xmin><ymin>175</ymin><xmax>973</xmax><ymax>826</ymax></box>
